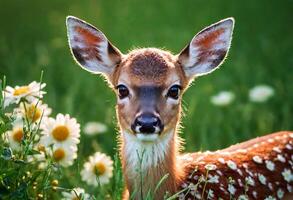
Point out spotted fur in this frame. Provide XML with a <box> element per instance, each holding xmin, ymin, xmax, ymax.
<box><xmin>180</xmin><ymin>131</ymin><xmax>293</xmax><ymax>199</ymax></box>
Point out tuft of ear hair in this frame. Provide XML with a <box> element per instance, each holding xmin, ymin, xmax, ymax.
<box><xmin>66</xmin><ymin>16</ymin><xmax>122</xmax><ymax>76</ymax></box>
<box><xmin>178</xmin><ymin>18</ymin><xmax>234</xmax><ymax>79</ymax></box>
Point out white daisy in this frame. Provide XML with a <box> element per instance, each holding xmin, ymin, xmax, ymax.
<box><xmin>62</xmin><ymin>187</ymin><xmax>91</xmax><ymax>200</ymax></box>
<box><xmin>81</xmin><ymin>152</ymin><xmax>113</xmax><ymax>186</ymax></box>
<box><xmin>6</xmin><ymin>119</ymin><xmax>24</xmax><ymax>151</ymax></box>
<box><xmin>249</xmin><ymin>85</ymin><xmax>274</xmax><ymax>102</ymax></box>
<box><xmin>4</xmin><ymin>81</ymin><xmax>46</xmax><ymax>107</ymax></box>
<box><xmin>17</xmin><ymin>100</ymin><xmax>51</xmax><ymax>123</ymax></box>
<box><xmin>40</xmin><ymin>114</ymin><xmax>80</xmax><ymax>147</ymax></box>
<box><xmin>83</xmin><ymin>121</ymin><xmax>108</xmax><ymax>135</ymax></box>
<box><xmin>211</xmin><ymin>91</ymin><xmax>235</xmax><ymax>106</ymax></box>
<box><xmin>50</xmin><ymin>143</ymin><xmax>77</xmax><ymax>167</ymax></box>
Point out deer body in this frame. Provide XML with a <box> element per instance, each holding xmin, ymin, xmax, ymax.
<box><xmin>66</xmin><ymin>16</ymin><xmax>293</xmax><ymax>199</ymax></box>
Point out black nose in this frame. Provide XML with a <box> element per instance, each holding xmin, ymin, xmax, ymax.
<box><xmin>132</xmin><ymin>113</ymin><xmax>163</xmax><ymax>134</ymax></box>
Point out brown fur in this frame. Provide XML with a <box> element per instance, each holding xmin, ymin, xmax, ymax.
<box><xmin>75</xmin><ymin>26</ymin><xmax>103</xmax><ymax>45</ymax></box>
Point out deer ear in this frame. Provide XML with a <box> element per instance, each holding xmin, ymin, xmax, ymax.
<box><xmin>66</xmin><ymin>16</ymin><xmax>122</xmax><ymax>76</ymax></box>
<box><xmin>178</xmin><ymin>18</ymin><xmax>234</xmax><ymax>79</ymax></box>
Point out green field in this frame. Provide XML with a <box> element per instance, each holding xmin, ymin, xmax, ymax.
<box><xmin>0</xmin><ymin>0</ymin><xmax>292</xmax><ymax>199</ymax></box>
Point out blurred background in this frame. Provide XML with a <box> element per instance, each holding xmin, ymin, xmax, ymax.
<box><xmin>0</xmin><ymin>0</ymin><xmax>292</xmax><ymax>186</ymax></box>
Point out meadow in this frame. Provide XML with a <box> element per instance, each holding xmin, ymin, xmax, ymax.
<box><xmin>0</xmin><ymin>0</ymin><xmax>292</xmax><ymax>199</ymax></box>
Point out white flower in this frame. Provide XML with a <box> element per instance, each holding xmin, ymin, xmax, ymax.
<box><xmin>17</xmin><ymin>100</ymin><xmax>51</xmax><ymax>123</ymax></box>
<box><xmin>211</xmin><ymin>91</ymin><xmax>235</xmax><ymax>106</ymax></box>
<box><xmin>50</xmin><ymin>143</ymin><xmax>77</xmax><ymax>167</ymax></box>
<box><xmin>249</xmin><ymin>85</ymin><xmax>274</xmax><ymax>102</ymax></box>
<box><xmin>83</xmin><ymin>121</ymin><xmax>108</xmax><ymax>135</ymax></box>
<box><xmin>40</xmin><ymin>114</ymin><xmax>80</xmax><ymax>147</ymax></box>
<box><xmin>4</xmin><ymin>81</ymin><xmax>46</xmax><ymax>107</ymax></box>
<box><xmin>62</xmin><ymin>187</ymin><xmax>91</xmax><ymax>200</ymax></box>
<box><xmin>6</xmin><ymin>119</ymin><xmax>24</xmax><ymax>151</ymax></box>
<box><xmin>81</xmin><ymin>152</ymin><xmax>113</xmax><ymax>186</ymax></box>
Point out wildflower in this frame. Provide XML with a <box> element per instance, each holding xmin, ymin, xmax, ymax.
<box><xmin>249</xmin><ymin>85</ymin><xmax>274</xmax><ymax>102</ymax></box>
<box><xmin>62</xmin><ymin>187</ymin><xmax>90</xmax><ymax>200</ymax></box>
<box><xmin>50</xmin><ymin>143</ymin><xmax>77</xmax><ymax>167</ymax></box>
<box><xmin>83</xmin><ymin>121</ymin><xmax>108</xmax><ymax>135</ymax></box>
<box><xmin>40</xmin><ymin>114</ymin><xmax>80</xmax><ymax>147</ymax></box>
<box><xmin>4</xmin><ymin>81</ymin><xmax>46</xmax><ymax>107</ymax></box>
<box><xmin>18</xmin><ymin>100</ymin><xmax>51</xmax><ymax>123</ymax></box>
<box><xmin>210</xmin><ymin>91</ymin><xmax>235</xmax><ymax>106</ymax></box>
<box><xmin>6</xmin><ymin>119</ymin><xmax>24</xmax><ymax>151</ymax></box>
<box><xmin>81</xmin><ymin>152</ymin><xmax>113</xmax><ymax>186</ymax></box>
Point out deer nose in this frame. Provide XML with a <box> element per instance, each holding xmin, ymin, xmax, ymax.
<box><xmin>132</xmin><ymin>114</ymin><xmax>163</xmax><ymax>134</ymax></box>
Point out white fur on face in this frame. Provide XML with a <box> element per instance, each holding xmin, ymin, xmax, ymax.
<box><xmin>136</xmin><ymin>133</ymin><xmax>159</xmax><ymax>142</ymax></box>
<box><xmin>123</xmin><ymin>130</ymin><xmax>174</xmax><ymax>174</ymax></box>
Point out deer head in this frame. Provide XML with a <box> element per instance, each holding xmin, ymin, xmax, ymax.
<box><xmin>66</xmin><ymin>16</ymin><xmax>234</xmax><ymax>199</ymax></box>
<box><xmin>66</xmin><ymin>16</ymin><xmax>234</xmax><ymax>142</ymax></box>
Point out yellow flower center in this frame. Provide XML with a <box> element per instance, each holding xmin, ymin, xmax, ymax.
<box><xmin>52</xmin><ymin>126</ymin><xmax>70</xmax><ymax>141</ymax></box>
<box><xmin>53</xmin><ymin>148</ymin><xmax>65</xmax><ymax>161</ymax></box>
<box><xmin>13</xmin><ymin>86</ymin><xmax>29</xmax><ymax>96</ymax></box>
<box><xmin>26</xmin><ymin>105</ymin><xmax>42</xmax><ymax>122</ymax></box>
<box><xmin>13</xmin><ymin>128</ymin><xmax>24</xmax><ymax>143</ymax></box>
<box><xmin>94</xmin><ymin>162</ymin><xmax>106</xmax><ymax>176</ymax></box>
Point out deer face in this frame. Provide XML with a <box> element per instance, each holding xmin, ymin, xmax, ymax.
<box><xmin>66</xmin><ymin>16</ymin><xmax>234</xmax><ymax>142</ymax></box>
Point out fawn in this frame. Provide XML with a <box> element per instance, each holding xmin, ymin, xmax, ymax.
<box><xmin>66</xmin><ymin>16</ymin><xmax>293</xmax><ymax>199</ymax></box>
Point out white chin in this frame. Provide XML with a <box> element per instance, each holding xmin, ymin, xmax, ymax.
<box><xmin>136</xmin><ymin>133</ymin><xmax>159</xmax><ymax>142</ymax></box>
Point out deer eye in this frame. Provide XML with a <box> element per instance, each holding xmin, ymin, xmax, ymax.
<box><xmin>167</xmin><ymin>85</ymin><xmax>181</xmax><ymax>99</ymax></box>
<box><xmin>116</xmin><ymin>84</ymin><xmax>129</xmax><ymax>99</ymax></box>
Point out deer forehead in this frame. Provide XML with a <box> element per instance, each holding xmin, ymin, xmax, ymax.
<box><xmin>112</xmin><ymin>48</ymin><xmax>184</xmax><ymax>87</ymax></box>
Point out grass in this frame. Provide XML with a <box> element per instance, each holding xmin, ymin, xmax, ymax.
<box><xmin>0</xmin><ymin>0</ymin><xmax>293</xmax><ymax>199</ymax></box>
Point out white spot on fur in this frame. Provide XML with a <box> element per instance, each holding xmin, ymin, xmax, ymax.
<box><xmin>268</xmin><ymin>182</ymin><xmax>273</xmax><ymax>191</ymax></box>
<box><xmin>264</xmin><ymin>196</ymin><xmax>276</xmax><ymax>200</ymax></box>
<box><xmin>245</xmin><ymin>176</ymin><xmax>255</xmax><ymax>186</ymax></box>
<box><xmin>258</xmin><ymin>173</ymin><xmax>267</xmax><ymax>185</ymax></box>
<box><xmin>227</xmin><ymin>160</ymin><xmax>237</xmax><ymax>170</ymax></box>
<box><xmin>228</xmin><ymin>184</ymin><xmax>236</xmax><ymax>195</ymax></box>
<box><xmin>273</xmin><ymin>147</ymin><xmax>281</xmax><ymax>153</ymax></box>
<box><xmin>252</xmin><ymin>155</ymin><xmax>263</xmax><ymax>164</ymax></box>
<box><xmin>268</xmin><ymin>138</ymin><xmax>274</xmax><ymax>143</ymax></box>
<box><xmin>265</xmin><ymin>160</ymin><xmax>275</xmax><ymax>171</ymax></box>
<box><xmin>282</xmin><ymin>168</ymin><xmax>293</xmax><ymax>182</ymax></box>
<box><xmin>252</xmin><ymin>191</ymin><xmax>257</xmax><ymax>198</ymax></box>
<box><xmin>277</xmin><ymin>188</ymin><xmax>284</xmax><ymax>199</ymax></box>
<box><xmin>285</xmin><ymin>144</ymin><xmax>292</xmax><ymax>150</ymax></box>
<box><xmin>288</xmin><ymin>184</ymin><xmax>293</xmax><ymax>192</ymax></box>
<box><xmin>218</xmin><ymin>157</ymin><xmax>225</xmax><ymax>164</ymax></box>
<box><xmin>237</xmin><ymin>169</ymin><xmax>243</xmax><ymax>176</ymax></box>
<box><xmin>277</xmin><ymin>154</ymin><xmax>286</xmax><ymax>163</ymax></box>
<box><xmin>208</xmin><ymin>174</ymin><xmax>219</xmax><ymax>183</ymax></box>
<box><xmin>217</xmin><ymin>170</ymin><xmax>223</xmax><ymax>176</ymax></box>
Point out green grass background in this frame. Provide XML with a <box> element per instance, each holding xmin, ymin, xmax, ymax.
<box><xmin>0</xmin><ymin>0</ymin><xmax>293</xmax><ymax>196</ymax></box>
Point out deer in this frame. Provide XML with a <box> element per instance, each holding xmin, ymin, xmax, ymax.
<box><xmin>66</xmin><ymin>16</ymin><xmax>293</xmax><ymax>199</ymax></box>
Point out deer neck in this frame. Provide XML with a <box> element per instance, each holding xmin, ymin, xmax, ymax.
<box><xmin>120</xmin><ymin>129</ymin><xmax>184</xmax><ymax>199</ymax></box>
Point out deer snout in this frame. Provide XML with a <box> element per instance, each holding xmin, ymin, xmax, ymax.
<box><xmin>131</xmin><ymin>113</ymin><xmax>163</xmax><ymax>134</ymax></box>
